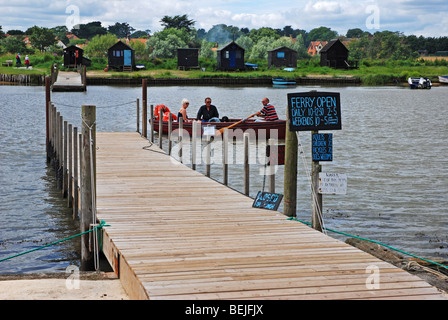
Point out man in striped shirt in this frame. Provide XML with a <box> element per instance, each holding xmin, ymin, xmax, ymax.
<box><xmin>256</xmin><ymin>97</ymin><xmax>279</xmax><ymax>121</ymax></box>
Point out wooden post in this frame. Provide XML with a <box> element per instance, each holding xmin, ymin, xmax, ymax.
<box><xmin>191</xmin><ymin>121</ymin><xmax>198</xmax><ymax>170</ymax></box>
<box><xmin>205</xmin><ymin>134</ymin><xmax>211</xmax><ymax>177</ymax></box>
<box><xmin>45</xmin><ymin>76</ymin><xmax>51</xmax><ymax>161</ymax></box>
<box><xmin>81</xmin><ymin>105</ymin><xmax>96</xmax><ymax>271</ymax></box>
<box><xmin>222</xmin><ymin>129</ymin><xmax>229</xmax><ymax>186</ymax></box>
<box><xmin>62</xmin><ymin>120</ymin><xmax>68</xmax><ymax>197</ymax></box>
<box><xmin>142</xmin><ymin>79</ymin><xmax>147</xmax><ymax>138</ymax></box>
<box><xmin>311</xmin><ymin>131</ymin><xmax>323</xmax><ymax>231</ymax></box>
<box><xmin>244</xmin><ymin>132</ymin><xmax>250</xmax><ymax>196</ymax></box>
<box><xmin>168</xmin><ymin>113</ymin><xmax>172</xmax><ymax>155</ymax></box>
<box><xmin>178</xmin><ymin>117</ymin><xmax>183</xmax><ymax>163</ymax></box>
<box><xmin>73</xmin><ymin>127</ymin><xmax>79</xmax><ymax>220</ymax></box>
<box><xmin>68</xmin><ymin>123</ymin><xmax>73</xmax><ymax>207</ymax></box>
<box><xmin>150</xmin><ymin>105</ymin><xmax>154</xmax><ymax>143</ymax></box>
<box><xmin>136</xmin><ymin>98</ymin><xmax>140</xmax><ymax>133</ymax></box>
<box><xmin>159</xmin><ymin>109</ymin><xmax>163</xmax><ymax>149</ymax></box>
<box><xmin>268</xmin><ymin>139</ymin><xmax>276</xmax><ymax>193</ymax></box>
<box><xmin>284</xmin><ymin>112</ymin><xmax>298</xmax><ymax>217</ymax></box>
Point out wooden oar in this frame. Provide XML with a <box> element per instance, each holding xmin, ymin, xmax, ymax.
<box><xmin>216</xmin><ymin>113</ymin><xmax>258</xmax><ymax>135</ymax></box>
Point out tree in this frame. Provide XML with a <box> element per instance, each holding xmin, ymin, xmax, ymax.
<box><xmin>71</xmin><ymin>21</ymin><xmax>107</xmax><ymax>40</ymax></box>
<box><xmin>0</xmin><ymin>26</ymin><xmax>5</xmax><ymax>39</ymax></box>
<box><xmin>84</xmin><ymin>33</ymin><xmax>118</xmax><ymax>57</ymax></box>
<box><xmin>146</xmin><ymin>28</ymin><xmax>190</xmax><ymax>59</ymax></box>
<box><xmin>249</xmin><ymin>27</ymin><xmax>280</xmax><ymax>42</ymax></box>
<box><xmin>0</xmin><ymin>35</ymin><xmax>29</xmax><ymax>54</ymax></box>
<box><xmin>28</xmin><ymin>26</ymin><xmax>56</xmax><ymax>51</ymax></box>
<box><xmin>160</xmin><ymin>15</ymin><xmax>195</xmax><ymax>32</ymax></box>
<box><xmin>308</xmin><ymin>26</ymin><xmax>338</xmax><ymax>42</ymax></box>
<box><xmin>108</xmin><ymin>22</ymin><xmax>135</xmax><ymax>38</ymax></box>
<box><xmin>51</xmin><ymin>26</ymin><xmax>69</xmax><ymax>45</ymax></box>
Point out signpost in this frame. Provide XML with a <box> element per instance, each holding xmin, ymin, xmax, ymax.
<box><xmin>285</xmin><ymin>91</ymin><xmax>343</xmax><ymax>232</ymax></box>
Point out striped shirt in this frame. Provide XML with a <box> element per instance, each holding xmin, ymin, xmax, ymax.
<box><xmin>261</xmin><ymin>104</ymin><xmax>279</xmax><ymax>121</ymax></box>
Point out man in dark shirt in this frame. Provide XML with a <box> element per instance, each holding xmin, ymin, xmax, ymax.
<box><xmin>196</xmin><ymin>97</ymin><xmax>220</xmax><ymax>122</ymax></box>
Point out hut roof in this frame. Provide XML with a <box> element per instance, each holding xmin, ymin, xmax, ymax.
<box><xmin>109</xmin><ymin>40</ymin><xmax>135</xmax><ymax>51</ymax></box>
<box><xmin>268</xmin><ymin>46</ymin><xmax>297</xmax><ymax>53</ymax></box>
<box><xmin>217</xmin><ymin>41</ymin><xmax>245</xmax><ymax>52</ymax></box>
<box><xmin>320</xmin><ymin>39</ymin><xmax>348</xmax><ymax>53</ymax></box>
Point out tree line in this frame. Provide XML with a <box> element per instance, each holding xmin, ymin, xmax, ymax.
<box><xmin>1</xmin><ymin>15</ymin><xmax>447</xmax><ymax>62</ymax></box>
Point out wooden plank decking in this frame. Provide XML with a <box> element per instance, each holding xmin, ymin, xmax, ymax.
<box><xmin>52</xmin><ymin>71</ymin><xmax>85</xmax><ymax>92</ymax></box>
<box><xmin>96</xmin><ymin>132</ymin><xmax>446</xmax><ymax>300</ymax></box>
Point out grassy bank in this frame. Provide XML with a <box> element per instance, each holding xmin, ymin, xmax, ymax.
<box><xmin>1</xmin><ymin>53</ymin><xmax>448</xmax><ymax>85</ymax></box>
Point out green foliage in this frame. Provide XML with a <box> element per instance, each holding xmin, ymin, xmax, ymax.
<box><xmin>160</xmin><ymin>15</ymin><xmax>195</xmax><ymax>32</ymax></box>
<box><xmin>146</xmin><ymin>28</ymin><xmax>190</xmax><ymax>59</ymax></box>
<box><xmin>84</xmin><ymin>34</ymin><xmax>118</xmax><ymax>58</ymax></box>
<box><xmin>28</xmin><ymin>26</ymin><xmax>57</xmax><ymax>51</ymax></box>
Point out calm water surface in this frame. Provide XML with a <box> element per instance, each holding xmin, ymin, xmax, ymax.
<box><xmin>1</xmin><ymin>83</ymin><xmax>447</xmax><ymax>274</ymax></box>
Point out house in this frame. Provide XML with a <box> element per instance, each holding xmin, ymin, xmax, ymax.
<box><xmin>320</xmin><ymin>39</ymin><xmax>350</xmax><ymax>68</ymax></box>
<box><xmin>177</xmin><ymin>48</ymin><xmax>199</xmax><ymax>70</ymax></box>
<box><xmin>307</xmin><ymin>41</ymin><xmax>328</xmax><ymax>56</ymax></box>
<box><xmin>217</xmin><ymin>41</ymin><xmax>245</xmax><ymax>71</ymax></box>
<box><xmin>108</xmin><ymin>40</ymin><xmax>136</xmax><ymax>71</ymax></box>
<box><xmin>268</xmin><ymin>46</ymin><xmax>297</xmax><ymax>69</ymax></box>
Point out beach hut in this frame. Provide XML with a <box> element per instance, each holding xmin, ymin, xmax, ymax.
<box><xmin>177</xmin><ymin>48</ymin><xmax>199</xmax><ymax>70</ymax></box>
<box><xmin>63</xmin><ymin>45</ymin><xmax>84</xmax><ymax>68</ymax></box>
<box><xmin>268</xmin><ymin>46</ymin><xmax>297</xmax><ymax>69</ymax></box>
<box><xmin>108</xmin><ymin>41</ymin><xmax>136</xmax><ymax>71</ymax></box>
<box><xmin>217</xmin><ymin>41</ymin><xmax>245</xmax><ymax>71</ymax></box>
<box><xmin>320</xmin><ymin>39</ymin><xmax>349</xmax><ymax>68</ymax></box>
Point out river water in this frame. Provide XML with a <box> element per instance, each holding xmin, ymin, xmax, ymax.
<box><xmin>1</xmin><ymin>83</ymin><xmax>447</xmax><ymax>274</ymax></box>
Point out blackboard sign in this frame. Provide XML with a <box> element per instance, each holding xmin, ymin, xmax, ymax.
<box><xmin>312</xmin><ymin>133</ymin><xmax>333</xmax><ymax>161</ymax></box>
<box><xmin>266</xmin><ymin>145</ymin><xmax>285</xmax><ymax>166</ymax></box>
<box><xmin>287</xmin><ymin>92</ymin><xmax>342</xmax><ymax>131</ymax></box>
<box><xmin>252</xmin><ymin>192</ymin><xmax>283</xmax><ymax>211</ymax></box>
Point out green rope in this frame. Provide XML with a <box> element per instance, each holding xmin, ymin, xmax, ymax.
<box><xmin>287</xmin><ymin>217</ymin><xmax>448</xmax><ymax>271</ymax></box>
<box><xmin>0</xmin><ymin>220</ymin><xmax>110</xmax><ymax>263</ymax></box>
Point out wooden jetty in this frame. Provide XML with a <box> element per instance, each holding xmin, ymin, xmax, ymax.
<box><xmin>52</xmin><ymin>69</ymin><xmax>86</xmax><ymax>92</ymax></box>
<box><xmin>95</xmin><ymin>132</ymin><xmax>446</xmax><ymax>300</ymax></box>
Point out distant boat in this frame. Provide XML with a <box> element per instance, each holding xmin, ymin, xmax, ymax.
<box><xmin>272</xmin><ymin>78</ymin><xmax>296</xmax><ymax>86</ymax></box>
<box><xmin>245</xmin><ymin>63</ymin><xmax>259</xmax><ymax>70</ymax></box>
<box><xmin>408</xmin><ymin>77</ymin><xmax>432</xmax><ymax>89</ymax></box>
<box><xmin>439</xmin><ymin>75</ymin><xmax>448</xmax><ymax>84</ymax></box>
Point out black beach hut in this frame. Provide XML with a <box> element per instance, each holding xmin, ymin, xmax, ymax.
<box><xmin>108</xmin><ymin>41</ymin><xmax>136</xmax><ymax>71</ymax></box>
<box><xmin>63</xmin><ymin>45</ymin><xmax>84</xmax><ymax>68</ymax></box>
<box><xmin>320</xmin><ymin>39</ymin><xmax>349</xmax><ymax>68</ymax></box>
<box><xmin>268</xmin><ymin>46</ymin><xmax>297</xmax><ymax>69</ymax></box>
<box><xmin>217</xmin><ymin>41</ymin><xmax>245</xmax><ymax>71</ymax></box>
<box><xmin>177</xmin><ymin>48</ymin><xmax>199</xmax><ymax>70</ymax></box>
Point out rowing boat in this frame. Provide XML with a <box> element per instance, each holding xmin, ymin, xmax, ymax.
<box><xmin>152</xmin><ymin>118</ymin><xmax>286</xmax><ymax>139</ymax></box>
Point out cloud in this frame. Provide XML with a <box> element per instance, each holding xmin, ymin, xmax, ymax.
<box><xmin>304</xmin><ymin>1</ymin><xmax>342</xmax><ymax>14</ymax></box>
<box><xmin>0</xmin><ymin>0</ymin><xmax>447</xmax><ymax>36</ymax></box>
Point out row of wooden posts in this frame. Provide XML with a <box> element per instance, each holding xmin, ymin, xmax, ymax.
<box><xmin>45</xmin><ymin>77</ymin><xmax>97</xmax><ymax>271</ymax></box>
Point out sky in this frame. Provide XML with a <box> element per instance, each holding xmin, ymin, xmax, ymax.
<box><xmin>1</xmin><ymin>0</ymin><xmax>447</xmax><ymax>37</ymax></box>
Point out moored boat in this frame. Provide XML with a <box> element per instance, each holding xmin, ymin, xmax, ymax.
<box><xmin>408</xmin><ymin>77</ymin><xmax>432</xmax><ymax>89</ymax></box>
<box><xmin>439</xmin><ymin>75</ymin><xmax>448</xmax><ymax>84</ymax></box>
<box><xmin>153</xmin><ymin>118</ymin><xmax>286</xmax><ymax>139</ymax></box>
<box><xmin>272</xmin><ymin>78</ymin><xmax>296</xmax><ymax>86</ymax></box>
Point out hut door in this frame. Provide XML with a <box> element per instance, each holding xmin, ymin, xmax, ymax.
<box><xmin>229</xmin><ymin>51</ymin><xmax>236</xmax><ymax>68</ymax></box>
<box><xmin>124</xmin><ymin>50</ymin><xmax>132</xmax><ymax>66</ymax></box>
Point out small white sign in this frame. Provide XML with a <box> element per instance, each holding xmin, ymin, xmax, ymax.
<box><xmin>318</xmin><ymin>173</ymin><xmax>347</xmax><ymax>195</ymax></box>
<box><xmin>202</xmin><ymin>126</ymin><xmax>216</xmax><ymax>136</ymax></box>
